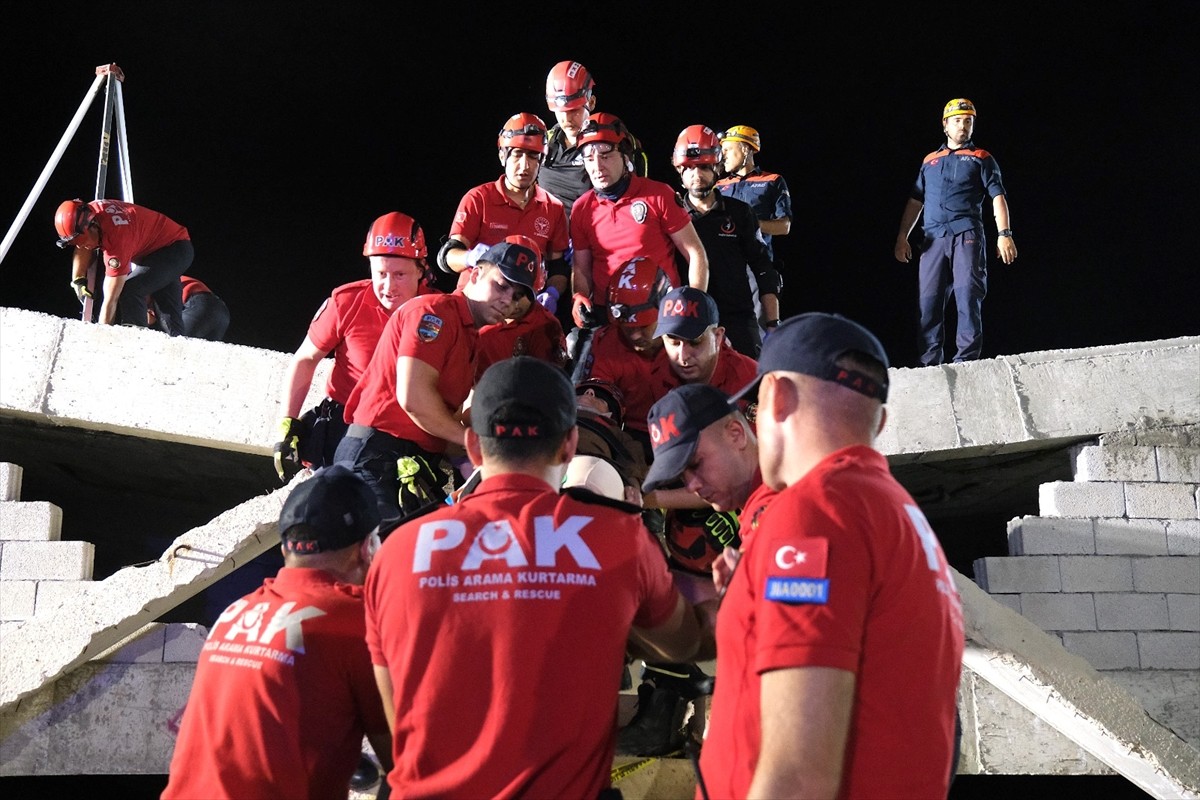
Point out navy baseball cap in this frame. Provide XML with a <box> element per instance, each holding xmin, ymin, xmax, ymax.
<box><xmin>479</xmin><ymin>241</ymin><xmax>538</xmax><ymax>298</ymax></box>
<box><xmin>642</xmin><ymin>383</ymin><xmax>735</xmax><ymax>493</ymax></box>
<box><xmin>730</xmin><ymin>312</ymin><xmax>890</xmax><ymax>404</ymax></box>
<box><xmin>472</xmin><ymin>356</ymin><xmax>577</xmax><ymax>439</ymax></box>
<box><xmin>278</xmin><ymin>464</ymin><xmax>381</xmax><ymax>554</ymax></box>
<box><xmin>653</xmin><ymin>286</ymin><xmax>719</xmax><ymax>340</ymax></box>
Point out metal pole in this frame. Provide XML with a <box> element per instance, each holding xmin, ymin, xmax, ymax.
<box><xmin>93</xmin><ymin>71</ymin><xmax>118</xmax><ymax>201</ymax></box>
<box><xmin>112</xmin><ymin>79</ymin><xmax>134</xmax><ymax>202</ymax></box>
<box><xmin>0</xmin><ymin>72</ymin><xmax>106</xmax><ymax>266</ymax></box>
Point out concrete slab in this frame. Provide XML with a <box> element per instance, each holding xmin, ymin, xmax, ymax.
<box><xmin>0</xmin><ymin>481</ymin><xmax>295</xmax><ymax>713</ymax></box>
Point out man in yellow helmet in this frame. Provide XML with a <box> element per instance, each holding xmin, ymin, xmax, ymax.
<box><xmin>716</xmin><ymin>125</ymin><xmax>792</xmax><ymax>335</ymax></box>
<box><xmin>894</xmin><ymin>98</ymin><xmax>1018</xmax><ymax>366</ymax></box>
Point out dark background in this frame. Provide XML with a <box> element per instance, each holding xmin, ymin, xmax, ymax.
<box><xmin>0</xmin><ymin>5</ymin><xmax>1184</xmax><ymax>797</ymax></box>
<box><xmin>2</xmin><ymin>4</ymin><xmax>1195</xmax><ymax>367</ymax></box>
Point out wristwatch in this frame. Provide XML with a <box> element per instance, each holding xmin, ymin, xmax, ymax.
<box><xmin>997</xmin><ymin>229</ymin><xmax>1013</xmax><ymax>238</ymax></box>
<box><xmin>763</xmin><ymin>319</ymin><xmax>780</xmax><ymax>329</ymax></box>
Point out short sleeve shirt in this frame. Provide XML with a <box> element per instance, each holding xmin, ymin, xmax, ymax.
<box><xmin>586</xmin><ymin>325</ymin><xmax>661</xmax><ymax>434</ymax></box>
<box><xmin>89</xmin><ymin>200</ymin><xmax>190</xmax><ymax>277</ymax></box>
<box><xmin>364</xmin><ymin>474</ymin><xmax>681</xmax><ymax>799</ymax></box>
<box><xmin>699</xmin><ymin>446</ymin><xmax>965</xmax><ymax>799</ymax></box>
<box><xmin>475</xmin><ymin>301</ymin><xmax>567</xmax><ymax>380</ymax></box>
<box><xmin>570</xmin><ymin>175</ymin><xmax>691</xmax><ymax>303</ymax></box>
<box><xmin>306</xmin><ymin>279</ymin><xmax>392</xmax><ymax>406</ymax></box>
<box><xmin>450</xmin><ymin>178</ymin><xmax>570</xmax><ymax>256</ymax></box>
<box><xmin>911</xmin><ymin>143</ymin><xmax>1007</xmax><ymax>237</ymax></box>
<box><xmin>162</xmin><ymin>568</ymin><xmax>388</xmax><ymax>800</ymax></box>
<box><xmin>345</xmin><ymin>291</ymin><xmax>478</xmax><ymax>452</ymax></box>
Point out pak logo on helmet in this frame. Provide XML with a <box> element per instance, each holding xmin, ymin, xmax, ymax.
<box><xmin>374</xmin><ymin>234</ymin><xmax>408</xmax><ymax>249</ymax></box>
<box><xmin>417</xmin><ymin>314</ymin><xmax>444</xmax><ymax>342</ymax></box>
<box><xmin>631</xmin><ymin>201</ymin><xmax>648</xmax><ymax>225</ymax></box>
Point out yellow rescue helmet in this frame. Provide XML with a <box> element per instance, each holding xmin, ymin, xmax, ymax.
<box><xmin>942</xmin><ymin>98</ymin><xmax>977</xmax><ymax>120</ymax></box>
<box><xmin>719</xmin><ymin>125</ymin><xmax>760</xmax><ymax>153</ymax></box>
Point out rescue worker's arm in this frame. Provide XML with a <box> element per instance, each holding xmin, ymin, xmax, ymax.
<box><xmin>894</xmin><ymin>198</ymin><xmax>924</xmax><ymax>262</ymax></box>
<box><xmin>759</xmin><ymin>217</ymin><xmax>791</xmax><ymax>237</ymax></box>
<box><xmin>545</xmin><ymin>249</ymin><xmax>569</xmax><ymax>297</ymax></box>
<box><xmin>748</xmin><ymin>666</ymin><xmax>855</xmax><ymax>800</ymax></box>
<box><xmin>993</xmin><ymin>195</ymin><xmax>1018</xmax><ymax>265</ymax></box>
<box><xmin>395</xmin><ymin>355</ymin><xmax>468</xmax><ymax>447</ymax></box>
<box><xmin>570</xmin><ymin>247</ymin><xmax>596</xmax><ymax>327</ymax></box>
<box><xmin>628</xmin><ymin>594</ymin><xmax>705</xmax><ymax>664</ymax></box>
<box><xmin>70</xmin><ymin>246</ymin><xmax>94</xmax><ymax>283</ymax></box>
<box><xmin>670</xmin><ymin>223</ymin><xmax>709</xmax><ymax>292</ymax></box>
<box><xmin>571</xmin><ymin>247</ymin><xmax>594</xmax><ymax>301</ymax></box>
<box><xmin>642</xmin><ymin>487</ymin><xmax>711</xmax><ymax>510</ymax></box>
<box><xmin>440</xmin><ymin>234</ymin><xmax>473</xmax><ymax>275</ymax></box>
<box><xmin>373</xmin><ymin>666</ymin><xmax>396</xmax><ymax>734</ymax></box>
<box><xmin>98</xmin><ymin>273</ymin><xmax>126</xmax><ymax>325</ymax></box>
<box><xmin>279</xmin><ymin>335</ymin><xmax>330</xmax><ymax>418</ymax></box>
<box><xmin>760</xmin><ymin>293</ymin><xmax>781</xmax><ymax>328</ymax></box>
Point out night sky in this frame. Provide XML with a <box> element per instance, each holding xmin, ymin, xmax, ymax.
<box><xmin>3</xmin><ymin>4</ymin><xmax>1195</xmax><ymax>368</ymax></box>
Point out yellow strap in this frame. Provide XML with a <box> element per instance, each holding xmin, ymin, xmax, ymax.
<box><xmin>610</xmin><ymin>751</ymin><xmax>683</xmax><ymax>783</ymax></box>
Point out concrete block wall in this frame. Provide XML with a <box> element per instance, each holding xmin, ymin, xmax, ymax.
<box><xmin>975</xmin><ymin>428</ymin><xmax>1200</xmax><ymax>674</ymax></box>
<box><xmin>0</xmin><ymin>462</ymin><xmax>96</xmax><ymax>622</ymax></box>
<box><xmin>0</xmin><ymin>461</ymin><xmax>203</xmax><ymax>654</ymax></box>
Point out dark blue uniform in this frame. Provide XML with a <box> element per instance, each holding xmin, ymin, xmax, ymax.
<box><xmin>909</xmin><ymin>141</ymin><xmax>1007</xmax><ymax>365</ymax></box>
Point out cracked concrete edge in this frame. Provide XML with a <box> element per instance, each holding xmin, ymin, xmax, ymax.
<box><xmin>954</xmin><ymin>569</ymin><xmax>1200</xmax><ymax>792</ymax></box>
<box><xmin>0</xmin><ymin>479</ymin><xmax>304</xmax><ymax>713</ymax></box>
<box><xmin>880</xmin><ymin>336</ymin><xmax>1200</xmax><ymax>459</ymax></box>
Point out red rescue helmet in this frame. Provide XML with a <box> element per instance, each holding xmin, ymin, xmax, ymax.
<box><xmin>607</xmin><ymin>257</ymin><xmax>673</xmax><ymax>326</ymax></box>
<box><xmin>363</xmin><ymin>212</ymin><xmax>427</xmax><ymax>258</ymax></box>
<box><xmin>672</xmin><ymin>125</ymin><xmax>722</xmax><ymax>168</ymax></box>
<box><xmin>577</xmin><ymin>112</ymin><xmax>633</xmax><ymax>154</ymax></box>
<box><xmin>503</xmin><ymin>234</ymin><xmax>546</xmax><ymax>293</ymax></box>
<box><xmin>497</xmin><ymin>112</ymin><xmax>548</xmax><ymax>155</ymax></box>
<box><xmin>545</xmin><ymin>60</ymin><xmax>596</xmax><ymax>111</ymax></box>
<box><xmin>54</xmin><ymin>198</ymin><xmax>98</xmax><ymax>248</ymax></box>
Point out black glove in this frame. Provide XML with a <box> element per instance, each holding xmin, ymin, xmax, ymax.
<box><xmin>70</xmin><ymin>277</ymin><xmax>93</xmax><ymax>305</ymax></box>
<box><xmin>273</xmin><ymin>416</ymin><xmax>303</xmax><ymax>482</ymax></box>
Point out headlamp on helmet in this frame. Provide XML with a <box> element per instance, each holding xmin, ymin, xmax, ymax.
<box><xmin>942</xmin><ymin>98</ymin><xmax>977</xmax><ymax>120</ymax></box>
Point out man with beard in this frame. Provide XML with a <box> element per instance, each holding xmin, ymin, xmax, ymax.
<box><xmin>894</xmin><ymin>98</ymin><xmax>1018</xmax><ymax>366</ymax></box>
<box><xmin>673</xmin><ymin>125</ymin><xmax>781</xmax><ymax>357</ymax></box>
<box><xmin>437</xmin><ymin>113</ymin><xmax>570</xmax><ymax>315</ymax></box>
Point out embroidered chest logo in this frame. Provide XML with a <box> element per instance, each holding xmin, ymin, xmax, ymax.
<box><xmin>631</xmin><ymin>201</ymin><xmax>649</xmax><ymax>224</ymax></box>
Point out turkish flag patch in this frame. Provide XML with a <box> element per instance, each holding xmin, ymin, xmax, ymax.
<box><xmin>764</xmin><ymin>538</ymin><xmax>830</xmax><ymax>605</ymax></box>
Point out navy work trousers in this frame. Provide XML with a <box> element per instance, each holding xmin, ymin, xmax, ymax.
<box><xmin>917</xmin><ymin>230</ymin><xmax>987</xmax><ymax>366</ymax></box>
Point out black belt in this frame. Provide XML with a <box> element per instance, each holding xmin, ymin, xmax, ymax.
<box><xmin>346</xmin><ymin>425</ymin><xmax>435</xmax><ymax>459</ymax></box>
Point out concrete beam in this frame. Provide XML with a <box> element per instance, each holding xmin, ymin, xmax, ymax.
<box><xmin>879</xmin><ymin>337</ymin><xmax>1200</xmax><ymax>461</ymax></box>
<box><xmin>4</xmin><ymin>308</ymin><xmax>1196</xmax><ymax>464</ymax></box>
<box><xmin>954</xmin><ymin>570</ymin><xmax>1200</xmax><ymax>797</ymax></box>
<box><xmin>0</xmin><ymin>480</ymin><xmax>299</xmax><ymax>713</ymax></box>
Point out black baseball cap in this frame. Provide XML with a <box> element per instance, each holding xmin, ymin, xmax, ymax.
<box><xmin>642</xmin><ymin>383</ymin><xmax>735</xmax><ymax>492</ymax></box>
<box><xmin>278</xmin><ymin>464</ymin><xmax>381</xmax><ymax>554</ymax></box>
<box><xmin>472</xmin><ymin>356</ymin><xmax>577</xmax><ymax>439</ymax></box>
<box><xmin>730</xmin><ymin>312</ymin><xmax>890</xmax><ymax>404</ymax></box>
<box><xmin>653</xmin><ymin>286</ymin><xmax>720</xmax><ymax>340</ymax></box>
<box><xmin>479</xmin><ymin>241</ymin><xmax>539</xmax><ymax>298</ymax></box>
